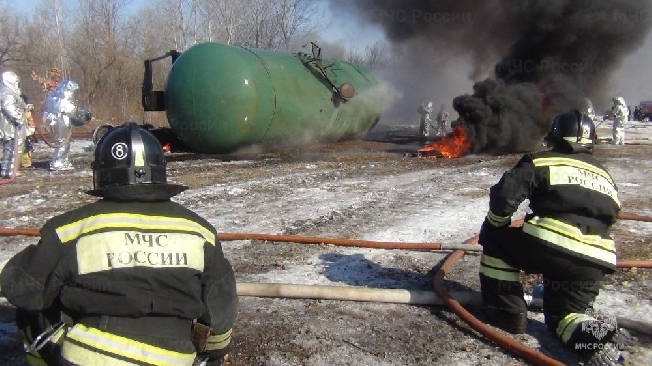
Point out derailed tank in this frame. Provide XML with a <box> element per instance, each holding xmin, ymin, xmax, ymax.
<box><xmin>143</xmin><ymin>42</ymin><xmax>382</xmax><ymax>154</ymax></box>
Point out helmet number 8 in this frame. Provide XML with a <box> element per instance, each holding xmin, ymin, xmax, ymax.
<box><xmin>111</xmin><ymin>143</ymin><xmax>128</xmax><ymax>160</ymax></box>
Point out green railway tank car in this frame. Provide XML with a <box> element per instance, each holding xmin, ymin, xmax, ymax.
<box><xmin>142</xmin><ymin>42</ymin><xmax>382</xmax><ymax>154</ymax></box>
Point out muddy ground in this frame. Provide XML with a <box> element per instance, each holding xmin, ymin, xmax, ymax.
<box><xmin>1</xmin><ymin>122</ymin><xmax>652</xmax><ymax>365</ymax></box>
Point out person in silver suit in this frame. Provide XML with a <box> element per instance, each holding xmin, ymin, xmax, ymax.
<box><xmin>44</xmin><ymin>80</ymin><xmax>80</xmax><ymax>171</ymax></box>
<box><xmin>435</xmin><ymin>104</ymin><xmax>450</xmax><ymax>136</ymax></box>
<box><xmin>610</xmin><ymin>97</ymin><xmax>628</xmax><ymax>145</ymax></box>
<box><xmin>418</xmin><ymin>101</ymin><xmax>433</xmax><ymax>137</ymax></box>
<box><xmin>0</xmin><ymin>70</ymin><xmax>28</xmax><ymax>179</ymax></box>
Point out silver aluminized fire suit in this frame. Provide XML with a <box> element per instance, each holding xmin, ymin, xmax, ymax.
<box><xmin>611</xmin><ymin>97</ymin><xmax>628</xmax><ymax>145</ymax></box>
<box><xmin>0</xmin><ymin>71</ymin><xmax>27</xmax><ymax>179</ymax></box>
<box><xmin>43</xmin><ymin>80</ymin><xmax>79</xmax><ymax>171</ymax></box>
<box><xmin>418</xmin><ymin>101</ymin><xmax>433</xmax><ymax>137</ymax></box>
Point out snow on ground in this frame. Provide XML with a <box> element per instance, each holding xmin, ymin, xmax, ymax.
<box><xmin>1</xmin><ymin>119</ymin><xmax>652</xmax><ymax>364</ymax></box>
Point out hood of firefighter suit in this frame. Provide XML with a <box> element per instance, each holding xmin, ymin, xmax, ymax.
<box><xmin>86</xmin><ymin>122</ymin><xmax>188</xmax><ymax>201</ymax></box>
<box><xmin>612</xmin><ymin>97</ymin><xmax>626</xmax><ymax>107</ymax></box>
<box><xmin>1</xmin><ymin>71</ymin><xmax>21</xmax><ymax>95</ymax></box>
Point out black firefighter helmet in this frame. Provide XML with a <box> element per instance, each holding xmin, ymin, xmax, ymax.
<box><xmin>545</xmin><ymin>109</ymin><xmax>596</xmax><ymax>150</ymax></box>
<box><xmin>86</xmin><ymin>122</ymin><xmax>187</xmax><ymax>200</ymax></box>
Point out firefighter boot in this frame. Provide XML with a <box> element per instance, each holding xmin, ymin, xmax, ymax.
<box><xmin>21</xmin><ymin>152</ymin><xmax>32</xmax><ymax>168</ymax></box>
<box><xmin>484</xmin><ymin>309</ymin><xmax>527</xmax><ymax>334</ymax></box>
<box><xmin>585</xmin><ymin>342</ymin><xmax>623</xmax><ymax>366</ymax></box>
<box><xmin>585</xmin><ymin>328</ymin><xmax>635</xmax><ymax>366</ymax></box>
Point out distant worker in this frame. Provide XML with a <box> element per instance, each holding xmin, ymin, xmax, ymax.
<box><xmin>43</xmin><ymin>80</ymin><xmax>91</xmax><ymax>171</ymax></box>
<box><xmin>611</xmin><ymin>97</ymin><xmax>628</xmax><ymax>145</ymax></box>
<box><xmin>0</xmin><ymin>70</ymin><xmax>27</xmax><ymax>179</ymax></box>
<box><xmin>0</xmin><ymin>123</ymin><xmax>238</xmax><ymax>365</ymax></box>
<box><xmin>418</xmin><ymin>101</ymin><xmax>433</xmax><ymax>137</ymax></box>
<box><xmin>633</xmin><ymin>105</ymin><xmax>641</xmax><ymax>121</ymax></box>
<box><xmin>584</xmin><ymin>98</ymin><xmax>596</xmax><ymax>122</ymax></box>
<box><xmin>478</xmin><ymin>110</ymin><xmax>631</xmax><ymax>365</ymax></box>
<box><xmin>435</xmin><ymin>104</ymin><xmax>450</xmax><ymax>136</ymax></box>
<box><xmin>20</xmin><ymin>94</ymin><xmax>35</xmax><ymax>169</ymax></box>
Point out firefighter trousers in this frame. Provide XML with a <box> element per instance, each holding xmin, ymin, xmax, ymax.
<box><xmin>15</xmin><ymin>304</ymin><xmax>197</xmax><ymax>365</ymax></box>
<box><xmin>479</xmin><ymin>226</ymin><xmax>617</xmax><ymax>356</ymax></box>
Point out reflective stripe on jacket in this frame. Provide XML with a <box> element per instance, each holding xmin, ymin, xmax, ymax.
<box><xmin>486</xmin><ymin>144</ymin><xmax>620</xmax><ymax>271</ymax></box>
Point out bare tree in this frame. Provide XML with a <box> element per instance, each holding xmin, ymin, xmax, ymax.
<box><xmin>242</xmin><ymin>0</ymin><xmax>276</xmax><ymax>49</ymax></box>
<box><xmin>5</xmin><ymin>0</ymin><xmax>368</xmax><ymax>125</ymax></box>
<box><xmin>273</xmin><ymin>0</ymin><xmax>321</xmax><ymax>52</ymax></box>
<box><xmin>345</xmin><ymin>47</ymin><xmax>364</xmax><ymax>66</ymax></box>
<box><xmin>0</xmin><ymin>5</ymin><xmax>26</xmax><ymax>67</ymax></box>
<box><xmin>364</xmin><ymin>41</ymin><xmax>389</xmax><ymax>70</ymax></box>
<box><xmin>159</xmin><ymin>0</ymin><xmax>192</xmax><ymax>51</ymax></box>
<box><xmin>67</xmin><ymin>0</ymin><xmax>134</xmax><ymax>118</ymax></box>
<box><xmin>49</xmin><ymin>0</ymin><xmax>68</xmax><ymax>77</ymax></box>
<box><xmin>212</xmin><ymin>0</ymin><xmax>247</xmax><ymax>45</ymax></box>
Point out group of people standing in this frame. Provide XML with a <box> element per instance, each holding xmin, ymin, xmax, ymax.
<box><xmin>418</xmin><ymin>101</ymin><xmax>449</xmax><ymax>137</ymax></box>
<box><xmin>0</xmin><ymin>70</ymin><xmax>86</xmax><ymax>179</ymax></box>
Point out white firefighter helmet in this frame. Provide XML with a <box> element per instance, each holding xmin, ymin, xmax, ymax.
<box><xmin>1</xmin><ymin>71</ymin><xmax>20</xmax><ymax>94</ymax></box>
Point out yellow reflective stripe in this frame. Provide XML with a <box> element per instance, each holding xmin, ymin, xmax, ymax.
<box><xmin>523</xmin><ymin>220</ymin><xmax>616</xmax><ymax>266</ymax></box>
<box><xmin>62</xmin><ymin>341</ymin><xmax>137</xmax><ymax>366</ymax></box>
<box><xmin>480</xmin><ymin>255</ymin><xmax>520</xmax><ymax>281</ymax></box>
<box><xmin>527</xmin><ymin>217</ymin><xmax>616</xmax><ymax>252</ymax></box>
<box><xmin>479</xmin><ymin>266</ymin><xmax>520</xmax><ymax>282</ymax></box>
<box><xmin>547</xmin><ymin>166</ymin><xmax>620</xmax><ymax>206</ymax></box>
<box><xmin>64</xmin><ymin>324</ymin><xmax>195</xmax><ymax>366</ymax></box>
<box><xmin>76</xmin><ymin>231</ymin><xmax>206</xmax><ymax>275</ymax></box>
<box><xmin>486</xmin><ymin>210</ymin><xmax>510</xmax><ymax>227</ymax></box>
<box><xmin>532</xmin><ymin>157</ymin><xmax>614</xmax><ymax>185</ymax></box>
<box><xmin>556</xmin><ymin>313</ymin><xmax>594</xmax><ymax>343</ymax></box>
<box><xmin>55</xmin><ymin>213</ymin><xmax>215</xmax><ymax>246</ymax></box>
<box><xmin>50</xmin><ymin>326</ymin><xmax>67</xmax><ymax>345</ymax></box>
<box><xmin>26</xmin><ymin>352</ymin><xmax>48</xmax><ymax>366</ymax></box>
<box><xmin>205</xmin><ymin>328</ymin><xmax>232</xmax><ymax>351</ymax></box>
<box><xmin>481</xmin><ymin>254</ymin><xmax>518</xmax><ymax>271</ymax></box>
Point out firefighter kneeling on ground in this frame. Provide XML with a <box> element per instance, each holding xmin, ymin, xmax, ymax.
<box><xmin>478</xmin><ymin>110</ymin><xmax>633</xmax><ymax>366</ymax></box>
<box><xmin>0</xmin><ymin>122</ymin><xmax>238</xmax><ymax>365</ymax></box>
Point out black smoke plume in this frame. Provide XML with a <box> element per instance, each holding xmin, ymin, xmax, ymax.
<box><xmin>330</xmin><ymin>0</ymin><xmax>652</xmax><ymax>153</ymax></box>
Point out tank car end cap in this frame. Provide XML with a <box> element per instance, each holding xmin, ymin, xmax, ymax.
<box><xmin>339</xmin><ymin>83</ymin><xmax>356</xmax><ymax>99</ymax></box>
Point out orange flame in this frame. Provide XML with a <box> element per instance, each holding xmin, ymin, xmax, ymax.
<box><xmin>418</xmin><ymin>126</ymin><xmax>473</xmax><ymax>158</ymax></box>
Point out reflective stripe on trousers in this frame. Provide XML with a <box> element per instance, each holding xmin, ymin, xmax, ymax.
<box><xmin>480</xmin><ymin>254</ymin><xmax>520</xmax><ymax>282</ymax></box>
<box><xmin>61</xmin><ymin>324</ymin><xmax>196</xmax><ymax>366</ymax></box>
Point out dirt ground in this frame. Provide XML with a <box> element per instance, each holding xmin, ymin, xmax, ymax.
<box><xmin>1</xmin><ymin>122</ymin><xmax>652</xmax><ymax>366</ymax></box>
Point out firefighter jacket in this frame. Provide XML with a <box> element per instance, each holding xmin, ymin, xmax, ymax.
<box><xmin>485</xmin><ymin>142</ymin><xmax>620</xmax><ymax>272</ymax></box>
<box><xmin>0</xmin><ymin>198</ymin><xmax>238</xmax><ymax>365</ymax></box>
<box><xmin>0</xmin><ymin>84</ymin><xmax>26</xmax><ymax>141</ymax></box>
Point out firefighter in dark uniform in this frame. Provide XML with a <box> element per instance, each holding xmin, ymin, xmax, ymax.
<box><xmin>0</xmin><ymin>122</ymin><xmax>238</xmax><ymax>365</ymax></box>
<box><xmin>478</xmin><ymin>110</ymin><xmax>629</xmax><ymax>365</ymax></box>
